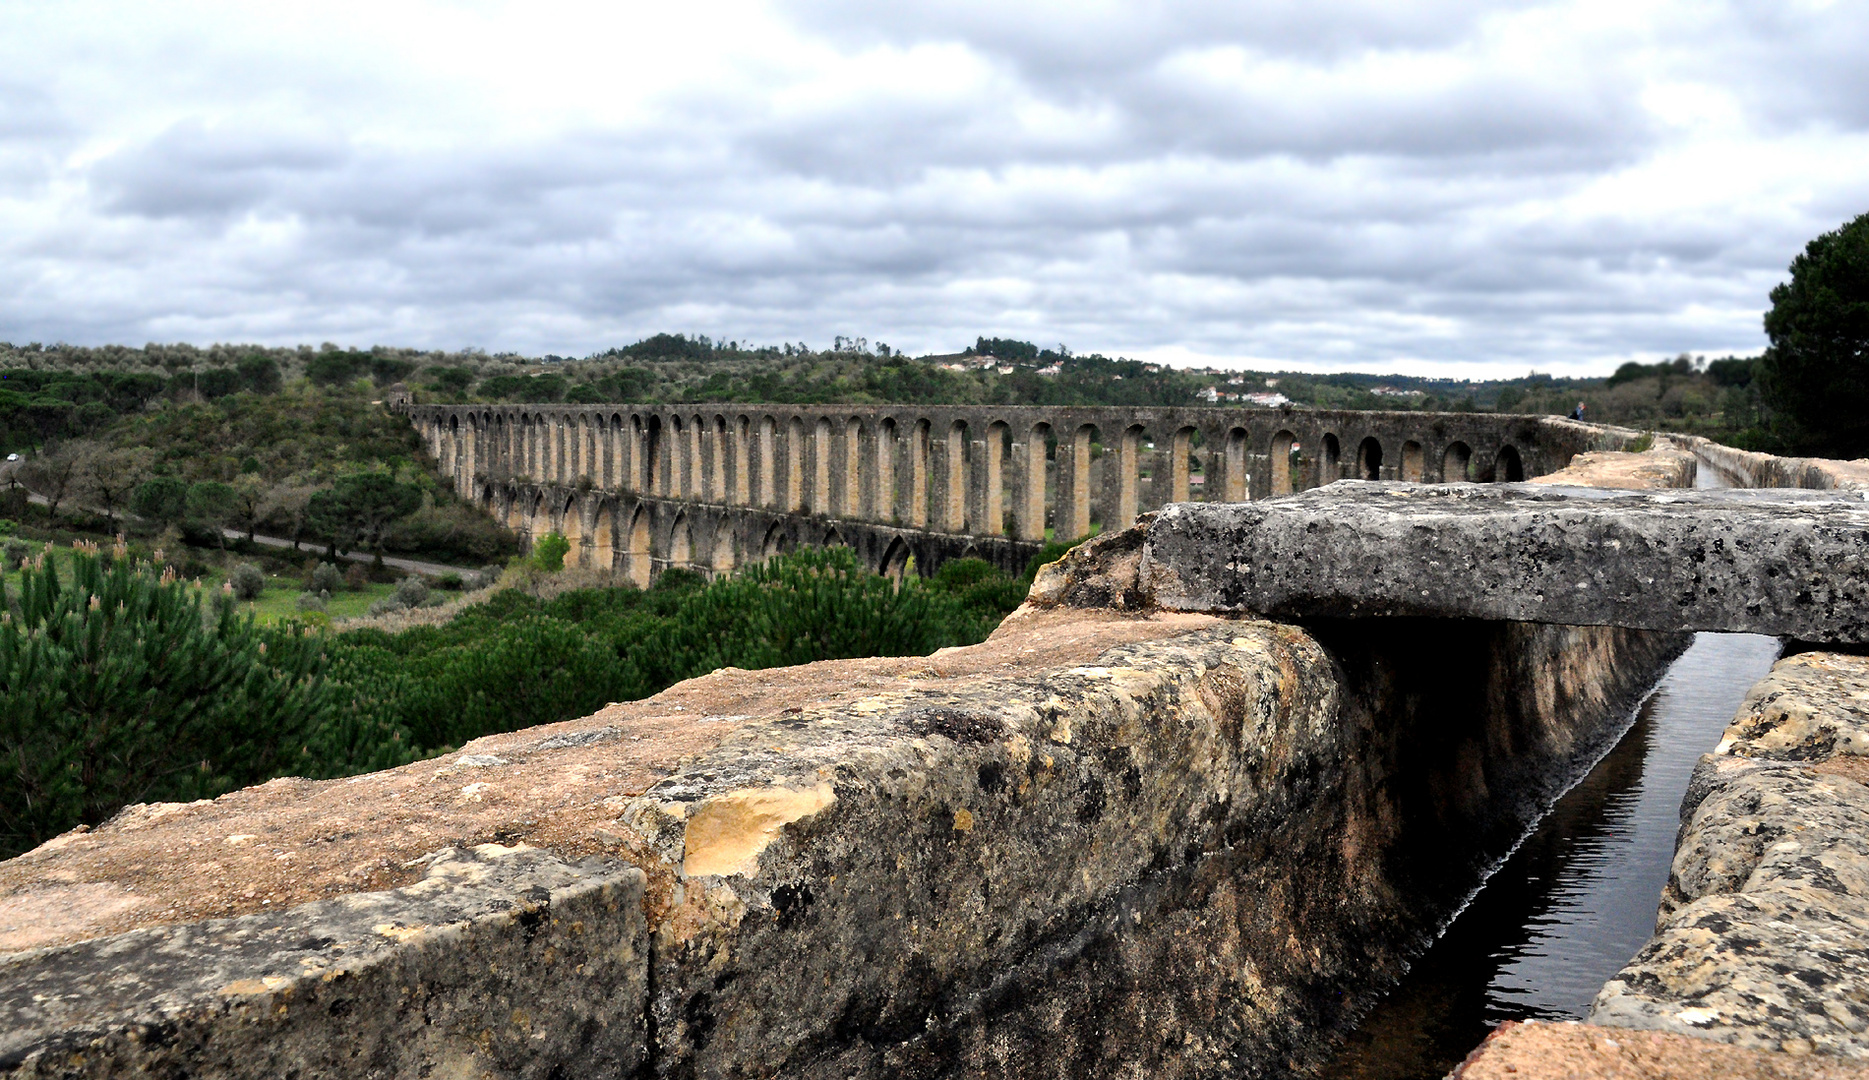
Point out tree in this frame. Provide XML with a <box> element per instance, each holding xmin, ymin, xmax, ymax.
<box><xmin>17</xmin><ymin>442</ymin><xmax>83</xmax><ymax>520</ymax></box>
<box><xmin>228</xmin><ymin>474</ymin><xmax>270</xmax><ymax>543</ymax></box>
<box><xmin>73</xmin><ymin>445</ymin><xmax>151</xmax><ymax>530</ymax></box>
<box><xmin>1759</xmin><ymin>211</ymin><xmax>1869</xmax><ymax>456</ymax></box>
<box><xmin>185</xmin><ymin>481</ymin><xmax>238</xmax><ymax>548</ymax></box>
<box><xmin>132</xmin><ymin>476</ymin><xmax>189</xmax><ymax>529</ymax></box>
<box><xmin>0</xmin><ymin>550</ymin><xmax>335</xmax><ymax>857</ymax></box>
<box><xmin>261</xmin><ymin>482</ymin><xmax>317</xmax><ymax>549</ymax></box>
<box><xmin>307</xmin><ymin>473</ymin><xmax>422</xmax><ymax>556</ymax></box>
<box><xmin>237</xmin><ymin>354</ymin><xmax>282</xmax><ymax>395</ymax></box>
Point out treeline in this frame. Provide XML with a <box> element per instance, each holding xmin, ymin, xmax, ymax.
<box><xmin>0</xmin><ymin>545</ymin><xmax>1040</xmax><ymax>859</ymax></box>
<box><xmin>3</xmin><ymin>373</ymin><xmax>516</xmax><ymax>565</ymax></box>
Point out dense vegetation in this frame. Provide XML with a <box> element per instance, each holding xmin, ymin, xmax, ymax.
<box><xmin>1</xmin><ymin>369</ymin><xmax>516</xmax><ymax>566</ymax></box>
<box><xmin>1757</xmin><ymin>210</ymin><xmax>1869</xmax><ymax>458</ymax></box>
<box><xmin>0</xmin><ymin>544</ymin><xmax>340</xmax><ymax>855</ymax></box>
<box><xmin>0</xmin><ymin>545</ymin><xmax>1041</xmax><ymax>859</ymax></box>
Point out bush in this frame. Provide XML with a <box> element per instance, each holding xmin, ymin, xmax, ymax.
<box><xmin>230</xmin><ymin>562</ymin><xmax>267</xmax><ymax>601</ymax></box>
<box><xmin>0</xmin><ymin>551</ymin><xmax>338</xmax><ymax>857</ymax></box>
<box><xmin>343</xmin><ymin>562</ymin><xmax>370</xmax><ymax>591</ymax></box>
<box><xmin>531</xmin><ymin>531</ymin><xmax>571</xmax><ymax>573</ymax></box>
<box><xmin>394</xmin><ymin>576</ymin><xmax>431</xmax><ymax>608</ymax></box>
<box><xmin>310</xmin><ymin>561</ymin><xmax>344</xmax><ymax>594</ymax></box>
<box><xmin>296</xmin><ymin>590</ymin><xmax>329</xmax><ymax>613</ymax></box>
<box><xmin>3</xmin><ymin>538</ymin><xmax>32</xmax><ymax>572</ymax></box>
<box><xmin>436</xmin><ymin>572</ymin><xmax>464</xmax><ymax>591</ymax></box>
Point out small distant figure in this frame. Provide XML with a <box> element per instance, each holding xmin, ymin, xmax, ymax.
<box><xmin>1569</xmin><ymin>401</ymin><xmax>1586</xmax><ymax>421</ymax></box>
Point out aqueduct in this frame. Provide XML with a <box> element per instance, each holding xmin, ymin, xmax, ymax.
<box><xmin>399</xmin><ymin>402</ymin><xmax>1628</xmax><ymax>580</ymax></box>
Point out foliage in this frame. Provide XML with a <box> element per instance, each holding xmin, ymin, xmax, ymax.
<box><xmin>309</xmin><ymin>562</ymin><xmax>344</xmax><ymax>594</ymax></box>
<box><xmin>132</xmin><ymin>476</ymin><xmax>189</xmax><ymax>527</ymax></box>
<box><xmin>1758</xmin><ymin>211</ymin><xmax>1869</xmax><ymax>457</ymax></box>
<box><xmin>531</xmin><ymin>531</ymin><xmax>571</xmax><ymax>572</ymax></box>
<box><xmin>0</xmin><ymin>550</ymin><xmax>339</xmax><ymax>857</ymax></box>
<box><xmin>230</xmin><ymin>562</ymin><xmax>267</xmax><ymax>601</ymax></box>
<box><xmin>322</xmin><ymin>548</ymin><xmax>1029</xmax><ymax>756</ymax></box>
<box><xmin>307</xmin><ymin>473</ymin><xmax>424</xmax><ymax>555</ymax></box>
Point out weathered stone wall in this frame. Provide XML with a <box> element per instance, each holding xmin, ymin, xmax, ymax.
<box><xmin>1589</xmin><ymin>650</ymin><xmax>1869</xmax><ymax>1058</ymax></box>
<box><xmin>1662</xmin><ymin>433</ymin><xmax>1869</xmax><ymax>492</ymax></box>
<box><xmin>401</xmin><ymin>402</ymin><xmax>1638</xmax><ymax>579</ymax></box>
<box><xmin>0</xmin><ymin>596</ymin><xmax>1684</xmax><ymax>1079</ymax></box>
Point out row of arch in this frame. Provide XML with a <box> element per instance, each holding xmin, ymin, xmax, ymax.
<box><xmin>488</xmin><ymin>485</ymin><xmax>1013</xmax><ymax>583</ymax></box>
<box><xmin>411</xmin><ymin>405</ymin><xmax>1548</xmax><ymax>549</ymax></box>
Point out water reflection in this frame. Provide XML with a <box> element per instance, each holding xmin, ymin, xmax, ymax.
<box><xmin>1323</xmin><ymin>631</ymin><xmax>1781</xmax><ymax>1080</ymax></box>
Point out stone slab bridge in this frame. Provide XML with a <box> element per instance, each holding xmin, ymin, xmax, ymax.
<box><xmin>399</xmin><ymin>401</ymin><xmax>1627</xmax><ymax>582</ymax></box>
<box><xmin>1065</xmin><ymin>483</ymin><xmax>1869</xmax><ymax>643</ymax></box>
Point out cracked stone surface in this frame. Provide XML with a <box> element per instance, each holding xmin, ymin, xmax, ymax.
<box><xmin>2</xmin><ymin>844</ymin><xmax>648</xmax><ymax>1077</ymax></box>
<box><xmin>1086</xmin><ymin>483</ymin><xmax>1869</xmax><ymax>641</ymax></box>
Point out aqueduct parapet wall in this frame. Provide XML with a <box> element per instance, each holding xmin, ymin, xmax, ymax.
<box><xmin>400</xmin><ymin>402</ymin><xmax>1625</xmax><ymax>579</ymax></box>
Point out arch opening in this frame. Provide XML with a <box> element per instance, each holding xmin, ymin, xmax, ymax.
<box><xmin>1495</xmin><ymin>445</ymin><xmax>1525</xmax><ymax>483</ymax></box>
<box><xmin>626</xmin><ymin>508</ymin><xmax>652</xmax><ymax>588</ymax></box>
<box><xmin>1358</xmin><ymin>437</ymin><xmax>1383</xmax><ymax>481</ymax></box>
<box><xmin>1401</xmin><ymin>440</ymin><xmax>1424</xmax><ymax>483</ymax></box>
<box><xmin>1443</xmin><ymin>441</ymin><xmax>1473</xmax><ymax>483</ymax></box>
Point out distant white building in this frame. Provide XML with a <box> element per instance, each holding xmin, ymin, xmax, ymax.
<box><xmin>1245</xmin><ymin>391</ymin><xmax>1290</xmax><ymax>407</ymax></box>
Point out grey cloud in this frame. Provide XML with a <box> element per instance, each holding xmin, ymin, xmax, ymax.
<box><xmin>1</xmin><ymin>0</ymin><xmax>1862</xmax><ymax>372</ymax></box>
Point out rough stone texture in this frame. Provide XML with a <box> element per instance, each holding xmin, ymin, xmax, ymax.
<box><xmin>0</xmin><ymin>595</ymin><xmax>1686</xmax><ymax>1078</ymax></box>
<box><xmin>1590</xmin><ymin>651</ymin><xmax>1869</xmax><ymax>1059</ymax></box>
<box><xmin>2</xmin><ymin>844</ymin><xmax>648</xmax><ymax>1077</ymax></box>
<box><xmin>1527</xmin><ymin>448</ymin><xmax>1699</xmax><ymax>490</ymax></box>
<box><xmin>1122</xmin><ymin>484</ymin><xmax>1869</xmax><ymax>641</ymax></box>
<box><xmin>1453</xmin><ymin>1020</ymin><xmax>1869</xmax><ymax>1079</ymax></box>
<box><xmin>1717</xmin><ymin>652</ymin><xmax>1869</xmax><ymax>762</ymax></box>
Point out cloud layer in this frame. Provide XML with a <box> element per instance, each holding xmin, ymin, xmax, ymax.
<box><xmin>1</xmin><ymin>0</ymin><xmax>1865</xmax><ymax>374</ymax></box>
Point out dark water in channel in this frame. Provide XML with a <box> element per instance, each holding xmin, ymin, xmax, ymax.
<box><xmin>1321</xmin><ymin>630</ymin><xmax>1782</xmax><ymax>1079</ymax></box>
<box><xmin>1322</xmin><ymin>456</ymin><xmax>1784</xmax><ymax>1078</ymax></box>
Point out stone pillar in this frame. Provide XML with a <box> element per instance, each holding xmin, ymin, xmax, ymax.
<box><xmin>973</xmin><ymin>421</ymin><xmax>1003</xmax><ymax>537</ymax></box>
<box><xmin>757</xmin><ymin>417</ymin><xmax>776</xmax><ymax>508</ymax></box>
<box><xmin>843</xmin><ymin>417</ymin><xmax>862</xmax><ymax>518</ymax></box>
<box><xmin>709</xmin><ymin>417</ymin><xmax>727</xmax><ymax>503</ymax></box>
<box><xmin>812</xmin><ymin>417</ymin><xmax>832</xmax><ymax>516</ymax></box>
<box><xmin>462</xmin><ymin>420</ymin><xmax>479</xmax><ymax>499</ymax></box>
<box><xmin>1060</xmin><ymin>424</ymin><xmax>1093</xmax><ymax>541</ymax></box>
<box><xmin>1109</xmin><ymin>425</ymin><xmax>1141</xmax><ymax>530</ymax></box>
<box><xmin>733</xmin><ymin>418</ymin><xmax>751</xmax><ymax>506</ymax></box>
<box><xmin>906</xmin><ymin>421</ymin><xmax>929</xmax><ymax>528</ymax></box>
<box><xmin>1170</xmin><ymin>428</ymin><xmax>1191</xmax><ymax>504</ymax></box>
<box><xmin>787</xmin><ymin>417</ymin><xmax>806</xmax><ymax>512</ymax></box>
<box><xmin>941</xmin><ymin>422</ymin><xmax>967</xmax><ymax>532</ymax></box>
<box><xmin>1013</xmin><ymin>423</ymin><xmax>1048</xmax><ymax>541</ymax></box>
<box><xmin>873</xmin><ymin>420</ymin><xmax>896</xmax><ymax>523</ymax></box>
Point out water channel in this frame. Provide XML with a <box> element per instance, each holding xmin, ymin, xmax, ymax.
<box><xmin>1324</xmin><ymin>462</ymin><xmax>1781</xmax><ymax>1078</ymax></box>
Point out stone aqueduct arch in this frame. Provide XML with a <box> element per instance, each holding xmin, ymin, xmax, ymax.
<box><xmin>406</xmin><ymin>403</ymin><xmax>1597</xmax><ymax>582</ymax></box>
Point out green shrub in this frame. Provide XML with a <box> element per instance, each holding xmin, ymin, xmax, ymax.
<box><xmin>230</xmin><ymin>562</ymin><xmax>267</xmax><ymax>601</ymax></box>
<box><xmin>531</xmin><ymin>531</ymin><xmax>571</xmax><ymax>573</ymax></box>
<box><xmin>394</xmin><ymin>576</ymin><xmax>431</xmax><ymax>608</ymax></box>
<box><xmin>2</xmin><ymin>538</ymin><xmax>32</xmax><ymax>572</ymax></box>
<box><xmin>310</xmin><ymin>562</ymin><xmax>344</xmax><ymax>594</ymax></box>
<box><xmin>0</xmin><ymin>551</ymin><xmax>338</xmax><ymax>857</ymax></box>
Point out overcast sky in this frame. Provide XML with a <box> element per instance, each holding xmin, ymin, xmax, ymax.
<box><xmin>2</xmin><ymin>1</ymin><xmax>1865</xmax><ymax>376</ymax></box>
